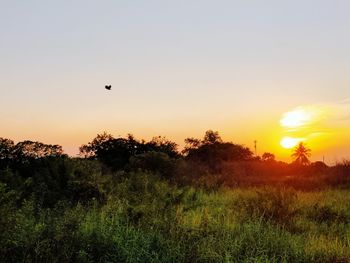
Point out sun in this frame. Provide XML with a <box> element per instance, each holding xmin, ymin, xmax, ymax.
<box><xmin>280</xmin><ymin>137</ymin><xmax>303</xmax><ymax>149</ymax></box>
<box><xmin>280</xmin><ymin>108</ymin><xmax>312</xmax><ymax>128</ymax></box>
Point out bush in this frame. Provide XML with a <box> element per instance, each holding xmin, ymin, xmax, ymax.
<box><xmin>67</xmin><ymin>181</ymin><xmax>105</xmax><ymax>205</ymax></box>
<box><xmin>307</xmin><ymin>204</ymin><xmax>349</xmax><ymax>225</ymax></box>
<box><xmin>234</xmin><ymin>187</ymin><xmax>299</xmax><ymax>226</ymax></box>
<box><xmin>128</xmin><ymin>152</ymin><xmax>176</xmax><ymax>178</ymax></box>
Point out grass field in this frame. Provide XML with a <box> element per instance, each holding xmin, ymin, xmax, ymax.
<box><xmin>2</xmin><ymin>171</ymin><xmax>350</xmax><ymax>263</ymax></box>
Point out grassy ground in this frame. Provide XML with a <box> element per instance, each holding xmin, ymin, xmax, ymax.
<box><xmin>1</xmin><ymin>172</ymin><xmax>350</xmax><ymax>262</ymax></box>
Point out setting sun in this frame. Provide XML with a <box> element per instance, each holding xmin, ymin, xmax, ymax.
<box><xmin>280</xmin><ymin>137</ymin><xmax>303</xmax><ymax>149</ymax></box>
<box><xmin>278</xmin><ymin>105</ymin><xmax>332</xmax><ymax>155</ymax></box>
<box><xmin>280</xmin><ymin>108</ymin><xmax>312</xmax><ymax>128</ymax></box>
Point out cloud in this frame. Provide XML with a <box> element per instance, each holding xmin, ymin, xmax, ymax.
<box><xmin>280</xmin><ymin>100</ymin><xmax>350</xmax><ymax>144</ymax></box>
<box><xmin>280</xmin><ymin>104</ymin><xmax>329</xmax><ymax>131</ymax></box>
<box><xmin>282</xmin><ymin>100</ymin><xmax>350</xmax><ymax>128</ymax></box>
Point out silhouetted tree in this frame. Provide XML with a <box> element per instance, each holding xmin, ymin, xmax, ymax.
<box><xmin>183</xmin><ymin>138</ymin><xmax>201</xmax><ymax>155</ymax></box>
<box><xmin>262</xmin><ymin>152</ymin><xmax>276</xmax><ymax>162</ymax></box>
<box><xmin>143</xmin><ymin>136</ymin><xmax>178</xmax><ymax>158</ymax></box>
<box><xmin>183</xmin><ymin>130</ymin><xmax>221</xmax><ymax>155</ymax></box>
<box><xmin>0</xmin><ymin>138</ymin><xmax>14</xmax><ymax>168</ymax></box>
<box><xmin>96</xmin><ymin>138</ymin><xmax>137</xmax><ymax>170</ymax></box>
<box><xmin>128</xmin><ymin>151</ymin><xmax>176</xmax><ymax>177</ymax></box>
<box><xmin>203</xmin><ymin>130</ymin><xmax>222</xmax><ymax>144</ymax></box>
<box><xmin>13</xmin><ymin>141</ymin><xmax>64</xmax><ymax>161</ymax></box>
<box><xmin>308</xmin><ymin>161</ymin><xmax>328</xmax><ymax>175</ymax></box>
<box><xmin>184</xmin><ymin>130</ymin><xmax>253</xmax><ymax>172</ymax></box>
<box><xmin>292</xmin><ymin>142</ymin><xmax>311</xmax><ymax>166</ymax></box>
<box><xmin>79</xmin><ymin>132</ymin><xmax>114</xmax><ymax>158</ymax></box>
<box><xmin>80</xmin><ymin>133</ymin><xmax>178</xmax><ymax>171</ymax></box>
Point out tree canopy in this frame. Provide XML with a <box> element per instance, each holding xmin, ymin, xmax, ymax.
<box><xmin>79</xmin><ymin>133</ymin><xmax>179</xmax><ymax>170</ymax></box>
<box><xmin>292</xmin><ymin>142</ymin><xmax>311</xmax><ymax>166</ymax></box>
<box><xmin>183</xmin><ymin>130</ymin><xmax>254</xmax><ymax>172</ymax></box>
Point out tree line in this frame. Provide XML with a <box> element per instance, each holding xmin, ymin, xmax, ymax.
<box><xmin>0</xmin><ymin>129</ymin><xmax>342</xmax><ymax>206</ymax></box>
<box><xmin>0</xmin><ymin>130</ymin><xmax>313</xmax><ymax>170</ymax></box>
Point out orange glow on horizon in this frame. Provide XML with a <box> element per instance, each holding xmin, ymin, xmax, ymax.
<box><xmin>277</xmin><ymin>104</ymin><xmax>342</xmax><ymax>161</ymax></box>
<box><xmin>280</xmin><ymin>137</ymin><xmax>304</xmax><ymax>149</ymax></box>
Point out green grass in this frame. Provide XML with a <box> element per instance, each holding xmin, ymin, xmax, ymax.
<box><xmin>1</xmin><ymin>172</ymin><xmax>350</xmax><ymax>262</ymax></box>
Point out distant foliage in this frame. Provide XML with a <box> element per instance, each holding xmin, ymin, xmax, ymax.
<box><xmin>0</xmin><ymin>138</ymin><xmax>14</xmax><ymax>163</ymax></box>
<box><xmin>262</xmin><ymin>152</ymin><xmax>276</xmax><ymax>162</ymax></box>
<box><xmin>79</xmin><ymin>133</ymin><xmax>179</xmax><ymax>171</ymax></box>
<box><xmin>183</xmin><ymin>130</ymin><xmax>254</xmax><ymax>173</ymax></box>
<box><xmin>79</xmin><ymin>132</ymin><xmax>114</xmax><ymax>158</ymax></box>
<box><xmin>128</xmin><ymin>151</ymin><xmax>176</xmax><ymax>178</ymax></box>
<box><xmin>0</xmin><ymin>137</ymin><xmax>64</xmax><ymax>168</ymax></box>
<box><xmin>292</xmin><ymin>142</ymin><xmax>311</xmax><ymax>166</ymax></box>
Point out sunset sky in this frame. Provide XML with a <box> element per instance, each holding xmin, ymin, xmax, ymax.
<box><xmin>1</xmin><ymin>1</ymin><xmax>350</xmax><ymax>163</ymax></box>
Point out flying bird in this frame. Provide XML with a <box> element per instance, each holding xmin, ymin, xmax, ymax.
<box><xmin>105</xmin><ymin>85</ymin><xmax>112</xmax><ymax>90</ymax></box>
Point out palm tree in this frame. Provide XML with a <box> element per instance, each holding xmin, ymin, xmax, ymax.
<box><xmin>292</xmin><ymin>142</ymin><xmax>311</xmax><ymax>165</ymax></box>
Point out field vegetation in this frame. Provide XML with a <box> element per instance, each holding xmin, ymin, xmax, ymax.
<box><xmin>1</xmin><ymin>131</ymin><xmax>350</xmax><ymax>262</ymax></box>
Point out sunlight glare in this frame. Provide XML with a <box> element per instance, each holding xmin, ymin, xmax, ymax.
<box><xmin>280</xmin><ymin>108</ymin><xmax>312</xmax><ymax>128</ymax></box>
<box><xmin>280</xmin><ymin>137</ymin><xmax>303</xmax><ymax>149</ymax></box>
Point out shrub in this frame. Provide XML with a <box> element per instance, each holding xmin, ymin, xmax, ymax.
<box><xmin>234</xmin><ymin>187</ymin><xmax>299</xmax><ymax>226</ymax></box>
<box><xmin>307</xmin><ymin>204</ymin><xmax>349</xmax><ymax>225</ymax></box>
<box><xmin>67</xmin><ymin>181</ymin><xmax>106</xmax><ymax>205</ymax></box>
<box><xmin>128</xmin><ymin>152</ymin><xmax>176</xmax><ymax>178</ymax></box>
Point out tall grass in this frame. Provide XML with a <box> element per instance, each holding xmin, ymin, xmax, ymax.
<box><xmin>1</xmin><ymin>172</ymin><xmax>350</xmax><ymax>262</ymax></box>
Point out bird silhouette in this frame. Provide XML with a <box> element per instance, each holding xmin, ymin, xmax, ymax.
<box><xmin>105</xmin><ymin>85</ymin><xmax>112</xmax><ymax>90</ymax></box>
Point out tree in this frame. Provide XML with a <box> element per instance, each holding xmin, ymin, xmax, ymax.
<box><xmin>13</xmin><ymin>141</ymin><xmax>64</xmax><ymax>160</ymax></box>
<box><xmin>183</xmin><ymin>130</ymin><xmax>253</xmax><ymax>172</ymax></box>
<box><xmin>203</xmin><ymin>130</ymin><xmax>222</xmax><ymax>144</ymax></box>
<box><xmin>79</xmin><ymin>133</ymin><xmax>179</xmax><ymax>171</ymax></box>
<box><xmin>143</xmin><ymin>136</ymin><xmax>178</xmax><ymax>158</ymax></box>
<box><xmin>0</xmin><ymin>138</ymin><xmax>14</xmax><ymax>167</ymax></box>
<box><xmin>262</xmin><ymin>152</ymin><xmax>275</xmax><ymax>162</ymax></box>
<box><xmin>291</xmin><ymin>142</ymin><xmax>311</xmax><ymax>166</ymax></box>
<box><xmin>183</xmin><ymin>137</ymin><xmax>201</xmax><ymax>155</ymax></box>
<box><xmin>128</xmin><ymin>151</ymin><xmax>176</xmax><ymax>177</ymax></box>
<box><xmin>183</xmin><ymin>130</ymin><xmax>222</xmax><ymax>155</ymax></box>
<box><xmin>79</xmin><ymin>132</ymin><xmax>114</xmax><ymax>158</ymax></box>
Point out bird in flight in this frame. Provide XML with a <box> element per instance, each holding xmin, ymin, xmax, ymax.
<box><xmin>105</xmin><ymin>85</ymin><xmax>112</xmax><ymax>90</ymax></box>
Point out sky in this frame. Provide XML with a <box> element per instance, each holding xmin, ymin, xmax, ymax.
<box><xmin>1</xmin><ymin>0</ymin><xmax>350</xmax><ymax>163</ymax></box>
